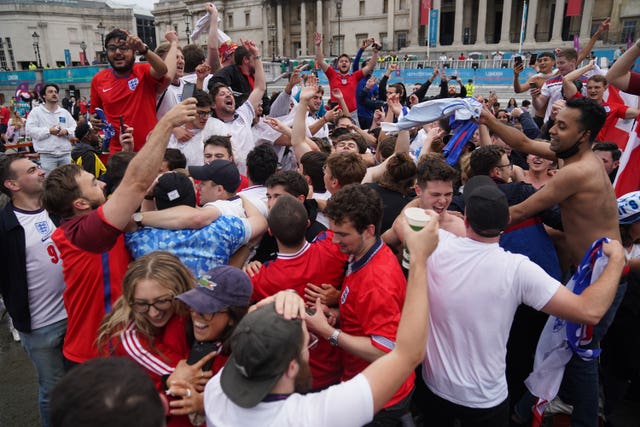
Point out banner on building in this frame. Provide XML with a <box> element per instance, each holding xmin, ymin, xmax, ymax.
<box><xmin>420</xmin><ymin>0</ymin><xmax>431</xmax><ymax>25</ymax></box>
<box><xmin>64</xmin><ymin>49</ymin><xmax>71</xmax><ymax>67</ymax></box>
<box><xmin>566</xmin><ymin>0</ymin><xmax>582</xmax><ymax>17</ymax></box>
<box><xmin>429</xmin><ymin>9</ymin><xmax>439</xmax><ymax>48</ymax></box>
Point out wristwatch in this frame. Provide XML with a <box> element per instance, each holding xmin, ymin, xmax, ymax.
<box><xmin>328</xmin><ymin>328</ymin><xmax>341</xmax><ymax>346</ymax></box>
<box><xmin>132</xmin><ymin>212</ymin><xmax>144</xmax><ymax>229</ymax></box>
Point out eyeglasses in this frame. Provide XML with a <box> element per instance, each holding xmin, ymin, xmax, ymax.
<box><xmin>106</xmin><ymin>45</ymin><xmax>132</xmax><ymax>53</ymax></box>
<box><xmin>308</xmin><ymin>333</ymin><xmax>319</xmax><ymax>350</ymax></box>
<box><xmin>190</xmin><ymin>309</ymin><xmax>228</xmax><ymax>321</ymax></box>
<box><xmin>196</xmin><ymin>110</ymin><xmax>211</xmax><ymax>118</ymax></box>
<box><xmin>496</xmin><ymin>163</ymin><xmax>513</xmax><ymax>169</ymax></box>
<box><xmin>130</xmin><ymin>297</ymin><xmax>174</xmax><ymax>314</ymax></box>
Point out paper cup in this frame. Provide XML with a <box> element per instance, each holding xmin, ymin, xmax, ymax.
<box><xmin>402</xmin><ymin>208</ymin><xmax>431</xmax><ymax>269</ymax></box>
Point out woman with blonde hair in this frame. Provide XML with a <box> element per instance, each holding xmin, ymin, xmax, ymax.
<box><xmin>98</xmin><ymin>251</ymin><xmax>205</xmax><ymax>427</ymax></box>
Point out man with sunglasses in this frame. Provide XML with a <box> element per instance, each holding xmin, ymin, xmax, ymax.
<box><xmin>90</xmin><ymin>29</ymin><xmax>168</xmax><ymax>153</ymax></box>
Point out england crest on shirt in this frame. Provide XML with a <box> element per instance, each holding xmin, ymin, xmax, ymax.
<box><xmin>340</xmin><ymin>286</ymin><xmax>349</xmax><ymax>305</ymax></box>
<box><xmin>128</xmin><ymin>77</ymin><xmax>139</xmax><ymax>91</ymax></box>
<box><xmin>35</xmin><ymin>221</ymin><xmax>51</xmax><ymax>236</ymax></box>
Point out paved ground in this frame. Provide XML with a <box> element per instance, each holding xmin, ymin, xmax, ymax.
<box><xmin>1</xmin><ymin>313</ymin><xmax>639</xmax><ymax>427</ymax></box>
<box><xmin>0</xmin><ymin>317</ymin><xmax>40</xmax><ymax>427</ymax></box>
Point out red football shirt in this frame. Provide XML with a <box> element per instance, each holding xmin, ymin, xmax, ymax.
<box><xmin>325</xmin><ymin>67</ymin><xmax>364</xmax><ymax>112</ymax></box>
<box><xmin>53</xmin><ymin>206</ymin><xmax>131</xmax><ymax>363</ymax></box>
<box><xmin>250</xmin><ymin>231</ymin><xmax>348</xmax><ymax>389</ymax></box>
<box><xmin>339</xmin><ymin>237</ymin><xmax>415</xmax><ymax>408</ymax></box>
<box><xmin>90</xmin><ymin>63</ymin><xmax>164</xmax><ymax>153</ymax></box>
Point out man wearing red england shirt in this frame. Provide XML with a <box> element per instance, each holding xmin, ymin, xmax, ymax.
<box><xmin>90</xmin><ymin>29</ymin><xmax>168</xmax><ymax>153</ymax></box>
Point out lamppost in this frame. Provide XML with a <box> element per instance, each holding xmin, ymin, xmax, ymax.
<box><xmin>80</xmin><ymin>40</ymin><xmax>87</xmax><ymax>65</ymax></box>
<box><xmin>97</xmin><ymin>21</ymin><xmax>106</xmax><ymax>63</ymax></box>
<box><xmin>336</xmin><ymin>0</ymin><xmax>342</xmax><ymax>55</ymax></box>
<box><xmin>183</xmin><ymin>10</ymin><xmax>192</xmax><ymax>44</ymax></box>
<box><xmin>329</xmin><ymin>39</ymin><xmax>333</xmax><ymax>57</ymax></box>
<box><xmin>269</xmin><ymin>24</ymin><xmax>276</xmax><ymax>62</ymax></box>
<box><xmin>31</xmin><ymin>32</ymin><xmax>42</xmax><ymax>68</ymax></box>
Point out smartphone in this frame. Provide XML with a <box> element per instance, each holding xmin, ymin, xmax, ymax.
<box><xmin>514</xmin><ymin>56</ymin><xmax>522</xmax><ymax>66</ymax></box>
<box><xmin>372</xmin><ymin>42</ymin><xmax>382</xmax><ymax>51</ymax></box>
<box><xmin>529</xmin><ymin>53</ymin><xmax>538</xmax><ymax>66</ymax></box>
<box><xmin>182</xmin><ymin>82</ymin><xmax>196</xmax><ymax>100</ymax></box>
<box><xmin>529</xmin><ymin>82</ymin><xmax>537</xmax><ymax>89</ymax></box>
<box><xmin>119</xmin><ymin>115</ymin><xmax>125</xmax><ymax>134</ymax></box>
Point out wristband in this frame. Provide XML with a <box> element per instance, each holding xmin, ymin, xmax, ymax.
<box><xmin>139</xmin><ymin>44</ymin><xmax>149</xmax><ymax>55</ymax></box>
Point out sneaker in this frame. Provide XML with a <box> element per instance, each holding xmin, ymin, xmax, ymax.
<box><xmin>10</xmin><ymin>326</ymin><xmax>20</xmax><ymax>342</ymax></box>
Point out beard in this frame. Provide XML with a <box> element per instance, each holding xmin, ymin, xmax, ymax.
<box><xmin>109</xmin><ymin>55</ymin><xmax>135</xmax><ymax>74</ymax></box>
<box><xmin>294</xmin><ymin>359</ymin><xmax>313</xmax><ymax>394</ymax></box>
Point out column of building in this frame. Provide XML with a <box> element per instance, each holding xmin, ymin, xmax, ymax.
<box><xmin>453</xmin><ymin>0</ymin><xmax>464</xmax><ymax>44</ymax></box>
<box><xmin>409</xmin><ymin>0</ymin><xmax>420</xmax><ymax>47</ymax></box>
<box><xmin>476</xmin><ymin>0</ymin><xmax>488</xmax><ymax>44</ymax></box>
<box><xmin>387</xmin><ymin>0</ymin><xmax>395</xmax><ymax>51</ymax></box>
<box><xmin>579</xmin><ymin>0</ymin><xmax>594</xmax><ymax>40</ymax></box>
<box><xmin>550</xmin><ymin>0</ymin><xmax>564</xmax><ymax>41</ymax></box>
<box><xmin>301</xmin><ymin>1</ymin><xmax>307</xmax><ymax>56</ymax></box>
<box><xmin>499</xmin><ymin>0</ymin><xmax>513</xmax><ymax>43</ymax></box>
<box><xmin>276</xmin><ymin>1</ymin><xmax>283</xmax><ymax>57</ymax></box>
<box><xmin>524</xmin><ymin>0</ymin><xmax>538</xmax><ymax>43</ymax></box>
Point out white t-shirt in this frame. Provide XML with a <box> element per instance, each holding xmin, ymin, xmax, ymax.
<box><xmin>167</xmin><ymin>127</ymin><xmax>205</xmax><ymax>168</ymax></box>
<box><xmin>313</xmin><ymin>191</ymin><xmax>332</xmax><ymax>228</ymax></box>
<box><xmin>201</xmin><ymin>102</ymin><xmax>256</xmax><ymax>175</ymax></box>
<box><xmin>423</xmin><ymin>230</ymin><xmax>560</xmax><ymax>408</ymax></box>
<box><xmin>14</xmin><ymin>208</ymin><xmax>67</xmax><ymax>329</ymax></box>
<box><xmin>203</xmin><ymin>197</ymin><xmax>245</xmax><ymax>218</ymax></box>
<box><xmin>180</xmin><ymin>73</ymin><xmax>213</xmax><ymax>92</ymax></box>
<box><xmin>156</xmin><ymin>82</ymin><xmax>184</xmax><ymax>120</ymax></box>
<box><xmin>204</xmin><ymin>370</ymin><xmax>373</xmax><ymax>427</ymax></box>
<box><xmin>239</xmin><ymin>185</ymin><xmax>268</xmax><ymax>218</ymax></box>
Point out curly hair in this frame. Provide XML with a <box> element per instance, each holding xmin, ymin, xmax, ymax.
<box><xmin>325</xmin><ymin>184</ymin><xmax>383</xmax><ymax>234</ymax></box>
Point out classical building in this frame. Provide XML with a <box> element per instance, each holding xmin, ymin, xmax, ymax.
<box><xmin>0</xmin><ymin>0</ymin><xmax>155</xmax><ymax>70</ymax></box>
<box><xmin>154</xmin><ymin>0</ymin><xmax>638</xmax><ymax>59</ymax></box>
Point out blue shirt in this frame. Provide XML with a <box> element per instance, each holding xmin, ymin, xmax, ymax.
<box><xmin>125</xmin><ymin>215</ymin><xmax>251</xmax><ymax>277</ymax></box>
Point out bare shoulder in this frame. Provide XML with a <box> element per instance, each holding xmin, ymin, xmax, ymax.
<box><xmin>441</xmin><ymin>212</ymin><xmax>466</xmax><ymax>237</ymax></box>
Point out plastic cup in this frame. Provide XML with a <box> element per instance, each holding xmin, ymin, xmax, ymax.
<box><xmin>402</xmin><ymin>207</ymin><xmax>431</xmax><ymax>269</ymax></box>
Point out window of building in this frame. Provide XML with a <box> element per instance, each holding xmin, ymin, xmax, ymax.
<box><xmin>383</xmin><ymin>0</ymin><xmax>388</xmax><ymax>14</ymax></box>
<box><xmin>356</xmin><ymin>33</ymin><xmax>369</xmax><ymax>48</ymax></box>
<box><xmin>399</xmin><ymin>0</ymin><xmax>407</xmax><ymax>10</ymax></box>
<box><xmin>396</xmin><ymin>32</ymin><xmax>407</xmax><ymax>50</ymax></box>
<box><xmin>6</xmin><ymin>38</ymin><xmax>15</xmax><ymax>70</ymax></box>
<box><xmin>228</xmin><ymin>13</ymin><xmax>233</xmax><ymax>28</ymax></box>
<box><xmin>379</xmin><ymin>32</ymin><xmax>387</xmax><ymax>50</ymax></box>
<box><xmin>0</xmin><ymin>38</ymin><xmax>6</xmax><ymax>70</ymax></box>
<box><xmin>359</xmin><ymin>0</ymin><xmax>365</xmax><ymax>15</ymax></box>
<box><xmin>68</xmin><ymin>28</ymin><xmax>78</xmax><ymax>43</ymax></box>
<box><xmin>245</xmin><ymin>12</ymin><xmax>250</xmax><ymax>27</ymax></box>
<box><xmin>621</xmin><ymin>20</ymin><xmax>637</xmax><ymax>44</ymax></box>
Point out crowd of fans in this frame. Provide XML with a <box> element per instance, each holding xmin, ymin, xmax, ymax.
<box><xmin>2</xmin><ymin>6</ymin><xmax>640</xmax><ymax>427</ymax></box>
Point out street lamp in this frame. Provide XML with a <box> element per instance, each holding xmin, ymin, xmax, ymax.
<box><xmin>80</xmin><ymin>40</ymin><xmax>87</xmax><ymax>65</ymax></box>
<box><xmin>31</xmin><ymin>31</ymin><xmax>42</xmax><ymax>69</ymax></box>
<box><xmin>269</xmin><ymin>24</ymin><xmax>276</xmax><ymax>62</ymax></box>
<box><xmin>336</xmin><ymin>0</ymin><xmax>342</xmax><ymax>55</ymax></box>
<box><xmin>329</xmin><ymin>39</ymin><xmax>333</xmax><ymax>57</ymax></box>
<box><xmin>183</xmin><ymin>10</ymin><xmax>192</xmax><ymax>44</ymax></box>
<box><xmin>97</xmin><ymin>21</ymin><xmax>106</xmax><ymax>63</ymax></box>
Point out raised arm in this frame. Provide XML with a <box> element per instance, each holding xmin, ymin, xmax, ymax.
<box><xmin>102</xmin><ymin>99</ymin><xmax>197</xmax><ymax>230</ymax></box>
<box><xmin>606</xmin><ymin>38</ymin><xmax>640</xmax><ymax>92</ymax></box>
<box><xmin>127</xmin><ymin>32</ymin><xmax>168</xmax><ymax>80</ymax></box>
<box><xmin>360</xmin><ymin>43</ymin><xmax>380</xmax><ymax>77</ymax></box>
<box><xmin>244</xmin><ymin>39</ymin><xmax>266</xmax><ymax>112</ymax></box>
<box><xmin>162</xmin><ymin>29</ymin><xmax>180</xmax><ymax>83</ymax></box>
<box><xmin>362</xmin><ymin>210</ymin><xmax>439</xmax><ymax>413</ymax></box>
<box><xmin>513</xmin><ymin>62</ymin><xmax>529</xmax><ymax>94</ymax></box>
<box><xmin>291</xmin><ymin>85</ymin><xmax>317</xmax><ymax>161</ymax></box>
<box><xmin>562</xmin><ymin>60</ymin><xmax>594</xmax><ymax>99</ymax></box>
<box><xmin>478</xmin><ymin>109</ymin><xmax>555</xmax><ymax>159</ymax></box>
<box><xmin>314</xmin><ymin>32</ymin><xmax>329</xmax><ymax>73</ymax></box>
<box><xmin>206</xmin><ymin>3</ymin><xmax>222</xmax><ymax>73</ymax></box>
<box><xmin>414</xmin><ymin>67</ymin><xmax>439</xmax><ymax>101</ymax></box>
<box><xmin>577</xmin><ymin>18</ymin><xmax>610</xmax><ymax>64</ymax></box>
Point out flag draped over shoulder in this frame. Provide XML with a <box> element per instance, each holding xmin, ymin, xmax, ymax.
<box><xmin>380</xmin><ymin>97</ymin><xmax>482</xmax><ymax>134</ymax></box>
<box><xmin>614</xmin><ymin>121</ymin><xmax>640</xmax><ymax>197</ymax></box>
<box><xmin>524</xmin><ymin>238</ymin><xmax>610</xmax><ymax>427</ymax></box>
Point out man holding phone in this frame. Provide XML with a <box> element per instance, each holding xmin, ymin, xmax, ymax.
<box><xmin>90</xmin><ymin>29</ymin><xmax>168</xmax><ymax>153</ymax></box>
<box><xmin>513</xmin><ymin>51</ymin><xmax>556</xmax><ymax>94</ymax></box>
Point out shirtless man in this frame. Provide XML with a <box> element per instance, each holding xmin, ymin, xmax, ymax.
<box><xmin>480</xmin><ymin>97</ymin><xmax>622</xmax><ymax>426</ymax></box>
<box><xmin>384</xmin><ymin>154</ymin><xmax>465</xmax><ymax>249</ymax></box>
<box><xmin>480</xmin><ymin>97</ymin><xmax>620</xmax><ymax>263</ymax></box>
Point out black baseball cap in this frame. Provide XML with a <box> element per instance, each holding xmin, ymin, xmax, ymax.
<box><xmin>188</xmin><ymin>159</ymin><xmax>240</xmax><ymax>193</ymax></box>
<box><xmin>463</xmin><ymin>175</ymin><xmax>509</xmax><ymax>237</ymax></box>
